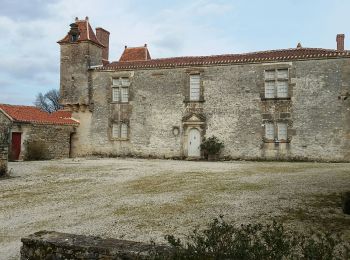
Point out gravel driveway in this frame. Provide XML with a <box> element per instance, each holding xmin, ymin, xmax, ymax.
<box><xmin>1</xmin><ymin>158</ymin><xmax>349</xmax><ymax>259</ymax></box>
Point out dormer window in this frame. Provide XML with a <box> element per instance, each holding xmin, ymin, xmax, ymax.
<box><xmin>71</xmin><ymin>34</ymin><xmax>79</xmax><ymax>42</ymax></box>
<box><xmin>68</xmin><ymin>23</ymin><xmax>80</xmax><ymax>43</ymax></box>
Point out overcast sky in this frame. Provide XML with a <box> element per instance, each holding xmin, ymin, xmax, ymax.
<box><xmin>0</xmin><ymin>0</ymin><xmax>349</xmax><ymax>105</ymax></box>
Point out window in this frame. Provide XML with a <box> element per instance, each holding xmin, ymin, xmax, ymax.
<box><xmin>121</xmin><ymin>123</ymin><xmax>128</xmax><ymax>139</ymax></box>
<box><xmin>265</xmin><ymin>122</ymin><xmax>275</xmax><ymax>140</ymax></box>
<box><xmin>112</xmin><ymin>123</ymin><xmax>129</xmax><ymax>139</ymax></box>
<box><xmin>277</xmin><ymin>123</ymin><xmax>287</xmax><ymax>141</ymax></box>
<box><xmin>190</xmin><ymin>74</ymin><xmax>200</xmax><ymax>101</ymax></box>
<box><xmin>112</xmin><ymin>78</ymin><xmax>130</xmax><ymax>102</ymax></box>
<box><xmin>265</xmin><ymin>122</ymin><xmax>288</xmax><ymax>141</ymax></box>
<box><xmin>264</xmin><ymin>69</ymin><xmax>289</xmax><ymax>98</ymax></box>
<box><xmin>112</xmin><ymin>123</ymin><xmax>120</xmax><ymax>138</ymax></box>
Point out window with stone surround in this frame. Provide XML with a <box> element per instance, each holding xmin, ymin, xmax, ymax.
<box><xmin>112</xmin><ymin>123</ymin><xmax>128</xmax><ymax>139</ymax></box>
<box><xmin>277</xmin><ymin>122</ymin><xmax>287</xmax><ymax>141</ymax></box>
<box><xmin>265</xmin><ymin>122</ymin><xmax>288</xmax><ymax>141</ymax></box>
<box><xmin>112</xmin><ymin>78</ymin><xmax>130</xmax><ymax>103</ymax></box>
<box><xmin>189</xmin><ymin>74</ymin><xmax>200</xmax><ymax>101</ymax></box>
<box><xmin>265</xmin><ymin>122</ymin><xmax>275</xmax><ymax>140</ymax></box>
<box><xmin>264</xmin><ymin>69</ymin><xmax>289</xmax><ymax>98</ymax></box>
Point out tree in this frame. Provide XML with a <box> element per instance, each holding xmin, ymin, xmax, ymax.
<box><xmin>34</xmin><ymin>89</ymin><xmax>62</xmax><ymax>113</ymax></box>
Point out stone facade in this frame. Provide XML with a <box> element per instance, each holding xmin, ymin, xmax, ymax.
<box><xmin>9</xmin><ymin>123</ymin><xmax>75</xmax><ymax>160</ymax></box>
<box><xmin>0</xmin><ymin>146</ymin><xmax>8</xmax><ymax>176</ymax></box>
<box><xmin>59</xmin><ymin>18</ymin><xmax>350</xmax><ymax>162</ymax></box>
<box><xmin>21</xmin><ymin>231</ymin><xmax>172</xmax><ymax>259</ymax></box>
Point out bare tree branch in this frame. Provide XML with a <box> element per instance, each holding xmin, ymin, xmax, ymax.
<box><xmin>34</xmin><ymin>89</ymin><xmax>62</xmax><ymax>113</ymax></box>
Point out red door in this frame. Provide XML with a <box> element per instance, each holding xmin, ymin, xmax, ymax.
<box><xmin>11</xmin><ymin>133</ymin><xmax>21</xmax><ymax>160</ymax></box>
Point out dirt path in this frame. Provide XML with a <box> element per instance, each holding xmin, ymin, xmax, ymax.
<box><xmin>1</xmin><ymin>158</ymin><xmax>349</xmax><ymax>259</ymax></box>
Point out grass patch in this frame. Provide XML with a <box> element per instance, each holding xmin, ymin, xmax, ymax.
<box><xmin>125</xmin><ymin>171</ymin><xmax>270</xmax><ymax>195</ymax></box>
<box><xmin>278</xmin><ymin>193</ymin><xmax>350</xmax><ymax>233</ymax></box>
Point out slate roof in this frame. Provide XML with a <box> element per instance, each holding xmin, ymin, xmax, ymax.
<box><xmin>99</xmin><ymin>47</ymin><xmax>350</xmax><ymax>70</ymax></box>
<box><xmin>58</xmin><ymin>19</ymin><xmax>104</xmax><ymax>47</ymax></box>
<box><xmin>0</xmin><ymin>104</ymin><xmax>79</xmax><ymax>126</ymax></box>
<box><xmin>119</xmin><ymin>45</ymin><xmax>151</xmax><ymax>62</ymax></box>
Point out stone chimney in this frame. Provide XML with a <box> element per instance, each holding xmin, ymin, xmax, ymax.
<box><xmin>96</xmin><ymin>27</ymin><xmax>110</xmax><ymax>62</ymax></box>
<box><xmin>336</xmin><ymin>34</ymin><xmax>345</xmax><ymax>51</ymax></box>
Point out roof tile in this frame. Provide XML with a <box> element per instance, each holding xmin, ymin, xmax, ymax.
<box><xmin>0</xmin><ymin>104</ymin><xmax>79</xmax><ymax>126</ymax></box>
<box><xmin>101</xmin><ymin>47</ymin><xmax>350</xmax><ymax>70</ymax></box>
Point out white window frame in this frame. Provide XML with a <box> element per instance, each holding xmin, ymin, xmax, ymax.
<box><xmin>189</xmin><ymin>74</ymin><xmax>200</xmax><ymax>101</ymax></box>
<box><xmin>264</xmin><ymin>69</ymin><xmax>289</xmax><ymax>99</ymax></box>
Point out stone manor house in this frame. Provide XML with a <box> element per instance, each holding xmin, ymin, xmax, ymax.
<box><xmin>51</xmin><ymin>17</ymin><xmax>350</xmax><ymax>161</ymax></box>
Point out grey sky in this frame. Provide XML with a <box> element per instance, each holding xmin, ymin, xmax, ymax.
<box><xmin>0</xmin><ymin>0</ymin><xmax>349</xmax><ymax>105</ymax></box>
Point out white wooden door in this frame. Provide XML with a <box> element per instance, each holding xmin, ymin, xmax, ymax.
<box><xmin>188</xmin><ymin>128</ymin><xmax>201</xmax><ymax>157</ymax></box>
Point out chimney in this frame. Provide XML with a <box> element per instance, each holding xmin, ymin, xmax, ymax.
<box><xmin>336</xmin><ymin>34</ymin><xmax>345</xmax><ymax>51</ymax></box>
<box><xmin>96</xmin><ymin>27</ymin><xmax>110</xmax><ymax>62</ymax></box>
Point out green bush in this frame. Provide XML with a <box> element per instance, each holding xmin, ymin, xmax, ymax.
<box><xmin>163</xmin><ymin>216</ymin><xmax>349</xmax><ymax>260</ymax></box>
<box><xmin>200</xmin><ymin>136</ymin><xmax>224</xmax><ymax>156</ymax></box>
<box><xmin>25</xmin><ymin>141</ymin><xmax>49</xmax><ymax>161</ymax></box>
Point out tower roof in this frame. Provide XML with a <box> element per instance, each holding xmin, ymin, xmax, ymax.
<box><xmin>58</xmin><ymin>17</ymin><xmax>104</xmax><ymax>47</ymax></box>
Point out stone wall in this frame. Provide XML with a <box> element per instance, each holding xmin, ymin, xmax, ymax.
<box><xmin>65</xmin><ymin>56</ymin><xmax>350</xmax><ymax>161</ymax></box>
<box><xmin>0</xmin><ymin>146</ymin><xmax>8</xmax><ymax>176</ymax></box>
<box><xmin>21</xmin><ymin>231</ymin><xmax>172</xmax><ymax>259</ymax></box>
<box><xmin>22</xmin><ymin>124</ymin><xmax>75</xmax><ymax>160</ymax></box>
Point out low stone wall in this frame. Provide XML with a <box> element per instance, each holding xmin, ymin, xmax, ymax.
<box><xmin>21</xmin><ymin>231</ymin><xmax>173</xmax><ymax>259</ymax></box>
<box><xmin>0</xmin><ymin>146</ymin><xmax>8</xmax><ymax>176</ymax></box>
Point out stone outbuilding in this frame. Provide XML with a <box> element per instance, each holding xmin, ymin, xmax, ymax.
<box><xmin>0</xmin><ymin>104</ymin><xmax>79</xmax><ymax>160</ymax></box>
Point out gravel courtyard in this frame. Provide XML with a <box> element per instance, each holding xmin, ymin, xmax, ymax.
<box><xmin>1</xmin><ymin>158</ymin><xmax>350</xmax><ymax>259</ymax></box>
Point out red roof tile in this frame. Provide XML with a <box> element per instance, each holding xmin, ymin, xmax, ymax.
<box><xmin>0</xmin><ymin>104</ymin><xmax>79</xmax><ymax>126</ymax></box>
<box><xmin>119</xmin><ymin>45</ymin><xmax>151</xmax><ymax>62</ymax></box>
<box><xmin>58</xmin><ymin>18</ymin><xmax>104</xmax><ymax>47</ymax></box>
<box><xmin>100</xmin><ymin>47</ymin><xmax>350</xmax><ymax>70</ymax></box>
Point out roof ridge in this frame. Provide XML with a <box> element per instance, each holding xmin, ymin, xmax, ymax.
<box><xmin>116</xmin><ymin>47</ymin><xmax>343</xmax><ymax>63</ymax></box>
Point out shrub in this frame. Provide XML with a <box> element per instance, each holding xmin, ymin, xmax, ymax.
<box><xmin>164</xmin><ymin>216</ymin><xmax>350</xmax><ymax>260</ymax></box>
<box><xmin>25</xmin><ymin>141</ymin><xmax>49</xmax><ymax>161</ymax></box>
<box><xmin>200</xmin><ymin>136</ymin><xmax>224</xmax><ymax>156</ymax></box>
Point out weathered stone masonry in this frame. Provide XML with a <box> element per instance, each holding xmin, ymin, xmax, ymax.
<box><xmin>21</xmin><ymin>231</ymin><xmax>172</xmax><ymax>259</ymax></box>
<box><xmin>59</xmin><ymin>17</ymin><xmax>350</xmax><ymax>161</ymax></box>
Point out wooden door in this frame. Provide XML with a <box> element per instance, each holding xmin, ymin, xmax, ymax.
<box><xmin>188</xmin><ymin>128</ymin><xmax>201</xmax><ymax>157</ymax></box>
<box><xmin>11</xmin><ymin>132</ymin><xmax>21</xmax><ymax>160</ymax></box>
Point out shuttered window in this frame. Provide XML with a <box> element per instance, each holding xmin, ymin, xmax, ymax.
<box><xmin>190</xmin><ymin>74</ymin><xmax>200</xmax><ymax>101</ymax></box>
<box><xmin>112</xmin><ymin>123</ymin><xmax>120</xmax><ymax>138</ymax></box>
<box><xmin>277</xmin><ymin>123</ymin><xmax>288</xmax><ymax>141</ymax></box>
<box><xmin>265</xmin><ymin>123</ymin><xmax>275</xmax><ymax>140</ymax></box>
<box><xmin>264</xmin><ymin>69</ymin><xmax>289</xmax><ymax>98</ymax></box>
<box><xmin>121</xmin><ymin>123</ymin><xmax>128</xmax><ymax>139</ymax></box>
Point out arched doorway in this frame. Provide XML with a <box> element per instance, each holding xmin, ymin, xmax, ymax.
<box><xmin>188</xmin><ymin>128</ymin><xmax>201</xmax><ymax>157</ymax></box>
